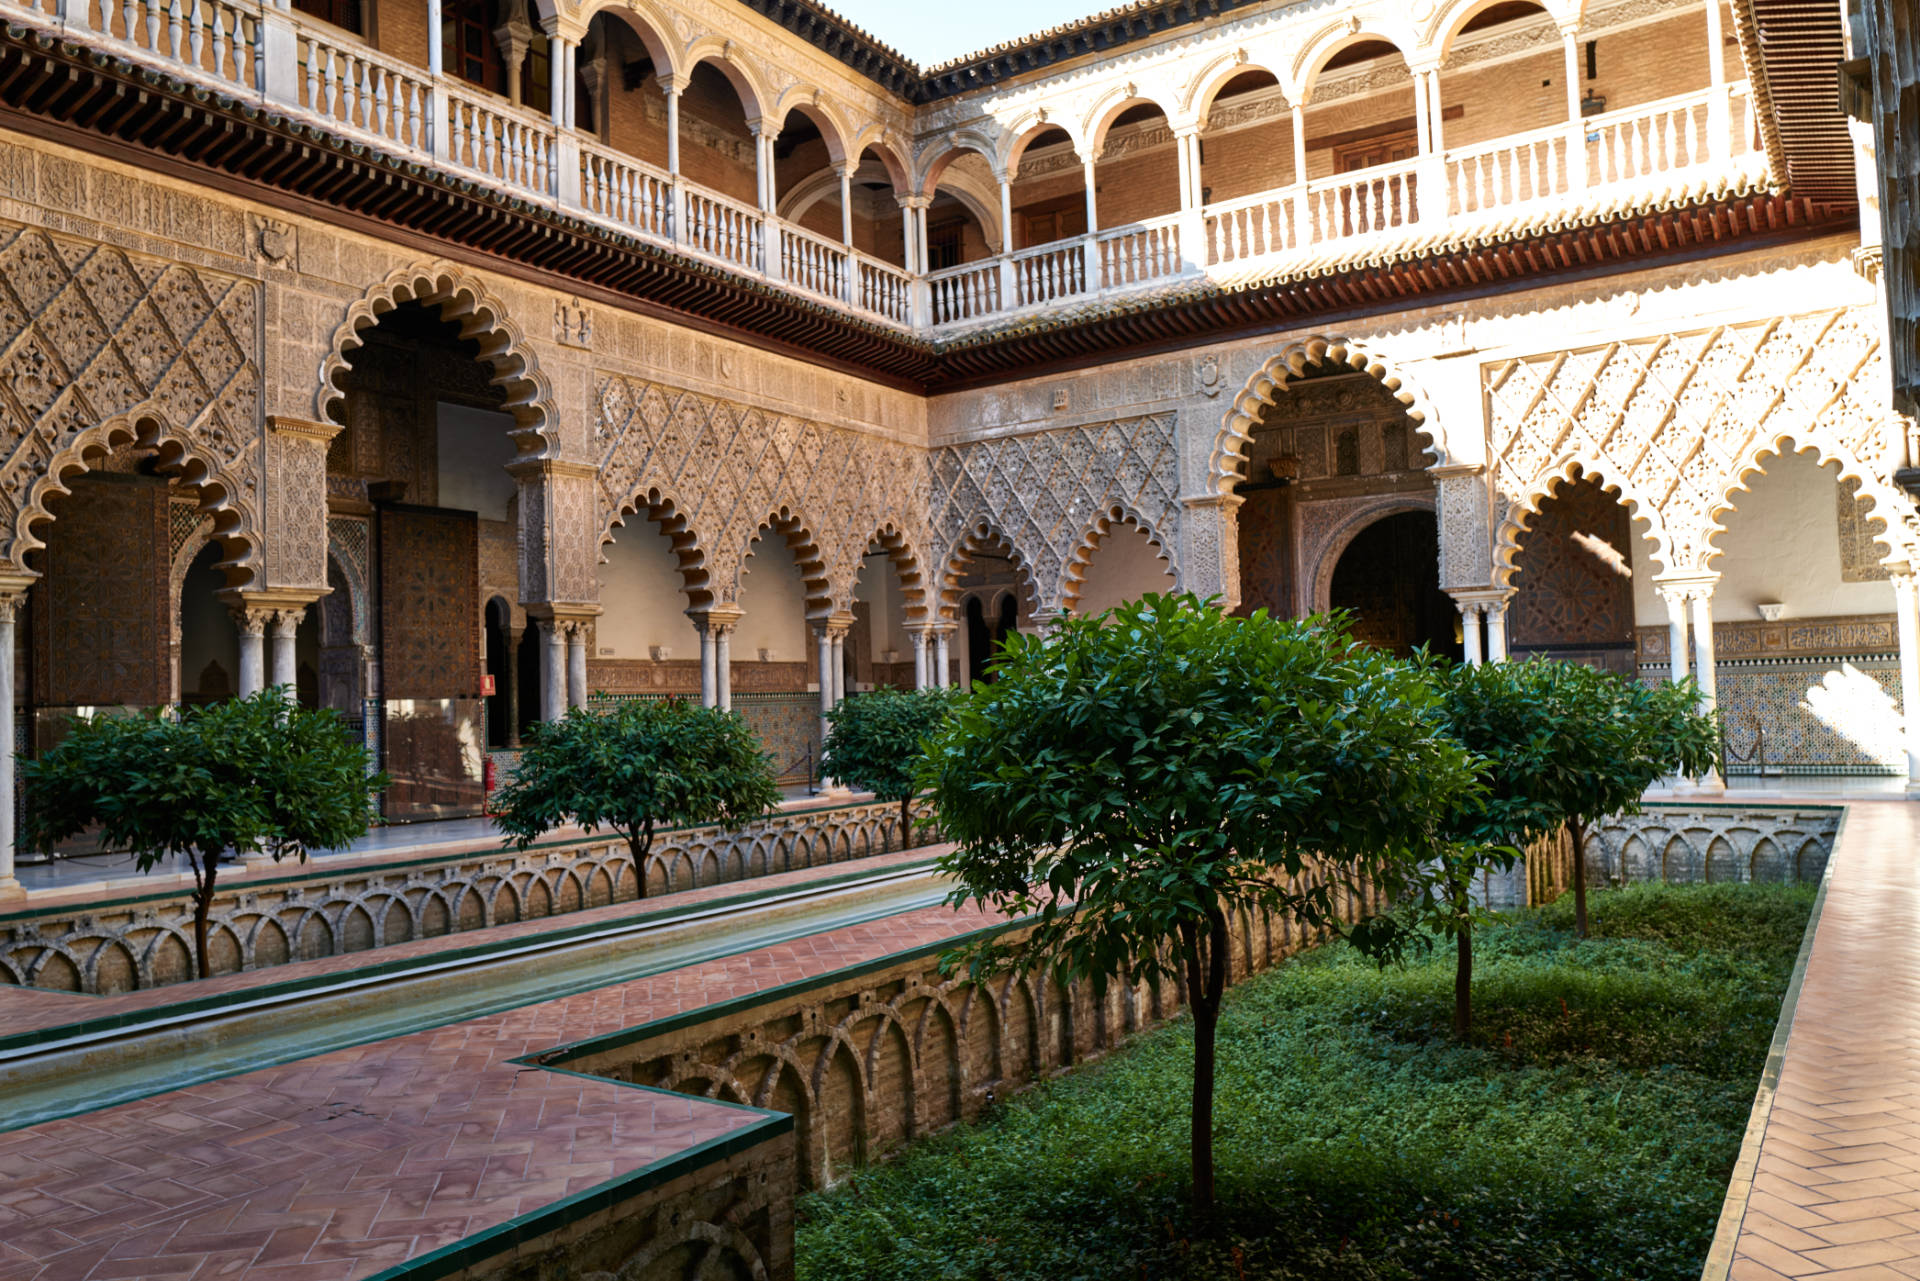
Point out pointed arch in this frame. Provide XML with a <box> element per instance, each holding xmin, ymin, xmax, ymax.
<box><xmin>1213</xmin><ymin>335</ymin><xmax>1447</xmax><ymax>496</ymax></box>
<box><xmin>1060</xmin><ymin>503</ymin><xmax>1176</xmax><ymax>615</ymax></box>
<box><xmin>846</xmin><ymin>521</ymin><xmax>932</xmax><ymax>625</ymax></box>
<box><xmin>733</xmin><ymin>507</ymin><xmax>832</xmax><ymax>618</ymax></box>
<box><xmin>317</xmin><ymin>263</ymin><xmax>559</xmax><ymax>459</ymax></box>
<box><xmin>1701</xmin><ymin>433</ymin><xmax>1918</xmax><ymax>573</ymax></box>
<box><xmin>937</xmin><ymin>517</ymin><xmax>1044</xmax><ymax>621</ymax></box>
<box><xmin>600</xmin><ymin>482</ymin><xmax>714</xmax><ymax>612</ymax></box>
<box><xmin>16</xmin><ymin>408</ymin><xmax>262</xmax><ymax>587</ymax></box>
<box><xmin>1493</xmin><ymin>456</ymin><xmax>1673</xmax><ymax>588</ymax></box>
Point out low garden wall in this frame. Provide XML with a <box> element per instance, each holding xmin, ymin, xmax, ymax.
<box><xmin>0</xmin><ymin>798</ymin><xmax>921</xmax><ymax>994</ymax></box>
<box><xmin>542</xmin><ymin>881</ymin><xmax>1379</xmax><ymax>1193</ymax></box>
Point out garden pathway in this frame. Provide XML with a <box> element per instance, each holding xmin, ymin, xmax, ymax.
<box><xmin>1724</xmin><ymin>800</ymin><xmax>1920</xmax><ymax>1280</ymax></box>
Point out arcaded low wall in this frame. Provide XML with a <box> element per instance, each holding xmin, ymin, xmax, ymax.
<box><xmin>0</xmin><ymin>798</ymin><xmax>922</xmax><ymax>994</ymax></box>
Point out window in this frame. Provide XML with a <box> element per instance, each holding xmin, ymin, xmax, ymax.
<box><xmin>292</xmin><ymin>0</ymin><xmax>363</xmax><ymax>35</ymax></box>
<box><xmin>443</xmin><ymin>1</ymin><xmax>507</xmax><ymax>94</ymax></box>
<box><xmin>926</xmin><ymin>219</ymin><xmax>964</xmax><ymax>271</ymax></box>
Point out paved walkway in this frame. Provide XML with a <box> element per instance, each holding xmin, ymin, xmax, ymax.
<box><xmin>1725</xmin><ymin>800</ymin><xmax>1920</xmax><ymax>1279</ymax></box>
<box><xmin>0</xmin><ymin>865</ymin><xmax>1000</xmax><ymax>1280</ymax></box>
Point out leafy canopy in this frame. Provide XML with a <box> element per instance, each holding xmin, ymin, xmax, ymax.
<box><xmin>923</xmin><ymin>594</ymin><xmax>1482</xmax><ymax>992</ymax></box>
<box><xmin>21</xmin><ymin>691</ymin><xmax>383</xmax><ymax>867</ymax></box>
<box><xmin>822</xmin><ymin>687</ymin><xmax>953</xmax><ymax>803</ymax></box>
<box><xmin>492</xmin><ymin>698</ymin><xmax>782</xmax><ymax>852</ymax></box>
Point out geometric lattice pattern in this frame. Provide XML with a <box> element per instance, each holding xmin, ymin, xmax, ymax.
<box><xmin>0</xmin><ymin>221</ymin><xmax>261</xmax><ymax>579</ymax></box>
<box><xmin>927</xmin><ymin>413</ymin><xmax>1179</xmax><ymax>613</ymax></box>
<box><xmin>1488</xmin><ymin>308</ymin><xmax>1905</xmax><ymax>580</ymax></box>
<box><xmin>594</xmin><ymin>375</ymin><xmax>929</xmax><ymax>612</ymax></box>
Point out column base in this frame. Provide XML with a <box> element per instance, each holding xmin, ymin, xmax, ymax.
<box><xmin>1677</xmin><ymin>772</ymin><xmax>1728</xmax><ymax>796</ymax></box>
<box><xmin>1905</xmin><ymin>779</ymin><xmax>1920</xmax><ymax>801</ymax></box>
<box><xmin>0</xmin><ymin>875</ymin><xmax>23</xmax><ymax>902</ymax></box>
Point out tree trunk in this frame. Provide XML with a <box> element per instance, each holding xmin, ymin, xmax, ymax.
<box><xmin>191</xmin><ymin>853</ymin><xmax>220</xmax><ymax>980</ymax></box>
<box><xmin>1184</xmin><ymin>905</ymin><xmax>1231</xmax><ymax>1224</ymax></box>
<box><xmin>899</xmin><ymin>794</ymin><xmax>912</xmax><ymax>852</ymax></box>
<box><xmin>628</xmin><ymin>817</ymin><xmax>655</xmax><ymax>899</ymax></box>
<box><xmin>1568</xmin><ymin>817</ymin><xmax>1589</xmax><ymax>938</ymax></box>
<box><xmin>1452</xmin><ymin>876</ymin><xmax>1473</xmax><ymax>1040</ymax></box>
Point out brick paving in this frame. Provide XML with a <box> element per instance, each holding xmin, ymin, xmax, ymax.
<box><xmin>0</xmin><ymin>847</ymin><xmax>943</xmax><ymax>1041</ymax></box>
<box><xmin>1728</xmin><ymin>801</ymin><xmax>1920</xmax><ymax>1280</ymax></box>
<box><xmin>0</xmin><ymin>856</ymin><xmax>999</xmax><ymax>1281</ymax></box>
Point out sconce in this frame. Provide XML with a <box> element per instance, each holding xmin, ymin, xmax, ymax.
<box><xmin>649</xmin><ymin>645</ymin><xmax>672</xmax><ymax>662</ymax></box>
<box><xmin>1757</xmin><ymin>603</ymin><xmax>1785</xmax><ymax>622</ymax></box>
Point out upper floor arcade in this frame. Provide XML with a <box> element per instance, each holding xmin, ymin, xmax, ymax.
<box><xmin>0</xmin><ymin>0</ymin><xmax>1832</xmax><ymax>366</ymax></box>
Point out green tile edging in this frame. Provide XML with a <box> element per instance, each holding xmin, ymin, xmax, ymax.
<box><xmin>359</xmin><ymin>1073</ymin><xmax>794</xmax><ymax>1281</ymax></box>
<box><xmin>0</xmin><ymin>794</ymin><xmax>901</xmax><ymax>926</ymax></box>
<box><xmin>1697</xmin><ymin>804</ymin><xmax>1847</xmax><ymax>1280</ymax></box>
<box><xmin>0</xmin><ymin>854</ymin><xmax>945</xmax><ymax>1056</ymax></box>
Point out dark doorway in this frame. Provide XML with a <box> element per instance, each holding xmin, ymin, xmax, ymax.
<box><xmin>966</xmin><ymin>597</ymin><xmax>990</xmax><ymax>685</ymax></box>
<box><xmin>516</xmin><ymin>624</ymin><xmax>542</xmax><ymax>742</ymax></box>
<box><xmin>1328</xmin><ymin>511</ymin><xmax>1460</xmax><ymax>660</ymax></box>
<box><xmin>485</xmin><ymin>597</ymin><xmax>513</xmax><ymax>748</ymax></box>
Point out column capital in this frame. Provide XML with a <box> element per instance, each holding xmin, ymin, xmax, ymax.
<box><xmin>266</xmin><ymin>414</ymin><xmax>344</xmax><ymax>445</ymax></box>
<box><xmin>655</xmin><ymin>70</ymin><xmax>691</xmax><ymax>95</ymax></box>
<box><xmin>527</xmin><ymin>602</ymin><xmax>603</xmax><ymax>624</ymax></box>
<box><xmin>897</xmin><ymin>193</ymin><xmax>934</xmax><ymax>211</ymax></box>
<box><xmin>1653</xmin><ymin>574</ymin><xmax>1719</xmax><ymax>602</ymax></box>
<box><xmin>687</xmin><ymin>604</ymin><xmax>744</xmax><ymax>634</ymax></box>
<box><xmin>222</xmin><ymin>588</ymin><xmax>323</xmax><ymax>630</ymax></box>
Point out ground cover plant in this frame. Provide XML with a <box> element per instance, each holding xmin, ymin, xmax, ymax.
<box><xmin>796</xmin><ymin>881</ymin><xmax>1812</xmax><ymax>1281</ymax></box>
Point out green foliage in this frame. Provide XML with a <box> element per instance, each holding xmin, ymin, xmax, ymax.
<box><xmin>822</xmin><ymin>687</ymin><xmax>953</xmax><ymax>847</ymax></box>
<box><xmin>921</xmin><ymin>593</ymin><xmax>1481</xmax><ymax>1214</ymax></box>
<box><xmin>796</xmin><ymin>882</ymin><xmax>1814</xmax><ymax>1281</ymax></box>
<box><xmin>21</xmin><ymin>691</ymin><xmax>384</xmax><ymax>978</ymax></box>
<box><xmin>491</xmin><ymin>698</ymin><xmax>781</xmax><ymax>889</ymax></box>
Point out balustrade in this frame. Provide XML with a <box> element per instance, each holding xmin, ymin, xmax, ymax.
<box><xmin>0</xmin><ymin>0</ymin><xmax>1762</xmax><ymax>339</ymax></box>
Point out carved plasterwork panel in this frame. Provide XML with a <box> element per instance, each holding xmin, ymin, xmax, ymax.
<box><xmin>0</xmin><ymin>221</ymin><xmax>263</xmax><ymax>580</ymax></box>
<box><xmin>1837</xmin><ymin>476</ymin><xmax>1894</xmax><ymax>582</ymax></box>
<box><xmin>594</xmin><ymin>375</ymin><xmax>931</xmax><ymax>615</ymax></box>
<box><xmin>928</xmin><ymin>413</ymin><xmax>1180</xmax><ymax>615</ymax></box>
<box><xmin>1488</xmin><ymin>309</ymin><xmax>1912</xmax><ymax>584</ymax></box>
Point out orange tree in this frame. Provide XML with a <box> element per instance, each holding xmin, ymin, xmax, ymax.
<box><xmin>920</xmin><ymin>594</ymin><xmax>1478</xmax><ymax>1221</ymax></box>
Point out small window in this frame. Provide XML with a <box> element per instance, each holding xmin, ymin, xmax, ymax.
<box><xmin>444</xmin><ymin>0</ymin><xmax>507</xmax><ymax>95</ymax></box>
<box><xmin>926</xmin><ymin>219</ymin><xmax>964</xmax><ymax>272</ymax></box>
<box><xmin>293</xmin><ymin>0</ymin><xmax>363</xmax><ymax>35</ymax></box>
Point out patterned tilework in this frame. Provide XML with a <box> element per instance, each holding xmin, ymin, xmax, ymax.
<box><xmin>735</xmin><ymin>692</ymin><xmax>821</xmax><ymax>783</ymax></box>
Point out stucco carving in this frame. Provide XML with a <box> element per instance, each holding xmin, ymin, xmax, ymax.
<box><xmin>1488</xmin><ymin>308</ymin><xmax>1914</xmax><ymax>585</ymax></box>
<box><xmin>594</xmin><ymin>374</ymin><xmax>931</xmax><ymax>616</ymax></box>
<box><xmin>0</xmin><ymin>221</ymin><xmax>264</xmax><ymax>583</ymax></box>
<box><xmin>929</xmin><ymin>413</ymin><xmax>1180</xmax><ymax>616</ymax></box>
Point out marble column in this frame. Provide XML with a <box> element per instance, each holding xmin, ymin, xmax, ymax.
<box><xmin>934</xmin><ymin>627</ymin><xmax>953</xmax><ymax>689</ymax></box>
<box><xmin>1659</xmin><ymin>587</ymin><xmax>1692</xmax><ymax>686</ymax></box>
<box><xmin>816</xmin><ymin>621</ymin><xmax>836</xmax><ymax>745</ymax></box>
<box><xmin>715</xmin><ymin>622</ymin><xmax>734</xmax><ymax>712</ymax></box>
<box><xmin>1895</xmin><ymin>573</ymin><xmax>1920</xmax><ymax>793</ymax></box>
<box><xmin>0</xmin><ymin>593</ymin><xmax>21</xmax><ymax>899</ymax></box>
<box><xmin>1485</xmin><ymin>595</ymin><xmax>1511</xmax><ymax>663</ymax></box>
<box><xmin>1688</xmin><ymin>585</ymin><xmax>1725</xmax><ymax>792</ymax></box>
<box><xmin>234</xmin><ymin>608</ymin><xmax>267</xmax><ymax>698</ymax></box>
<box><xmin>544</xmin><ymin>620</ymin><xmax>566</xmax><ymax>721</ymax></box>
<box><xmin>566</xmin><ymin>622</ymin><xmax>588</xmax><ymax>711</ymax></box>
<box><xmin>830</xmin><ymin>629</ymin><xmax>846</xmax><ymax>705</ymax></box>
<box><xmin>1456</xmin><ymin>600</ymin><xmax>1484</xmax><ymax>666</ymax></box>
<box><xmin>911</xmin><ymin>628</ymin><xmax>930</xmax><ymax>690</ymax></box>
<box><xmin>269</xmin><ymin>608</ymin><xmax>301</xmax><ymax>702</ymax></box>
<box><xmin>698</xmin><ymin>620</ymin><xmax>717</xmax><ymax>709</ymax></box>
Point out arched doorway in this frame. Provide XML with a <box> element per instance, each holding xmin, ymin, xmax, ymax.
<box><xmin>1327</xmin><ymin>512</ymin><xmax>1459</xmax><ymax>660</ymax></box>
<box><xmin>484</xmin><ymin>597</ymin><xmax>513</xmax><ymax>749</ymax></box>
<box><xmin>965</xmin><ymin>593</ymin><xmax>1017</xmax><ymax>684</ymax></box>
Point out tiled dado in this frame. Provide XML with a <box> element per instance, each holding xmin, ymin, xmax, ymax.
<box><xmin>1638</xmin><ymin>614</ymin><xmax>1905</xmax><ymax>775</ymax></box>
<box><xmin>0</xmin><ymin>798</ymin><xmax>927</xmax><ymax>995</ymax></box>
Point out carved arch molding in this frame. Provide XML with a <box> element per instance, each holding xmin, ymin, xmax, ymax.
<box><xmin>1488</xmin><ymin>308</ymin><xmax>1913</xmax><ymax>583</ymax></box>
<box><xmin>594</xmin><ymin>374</ymin><xmax>933</xmax><ymax>617</ymax></box>
<box><xmin>0</xmin><ymin>221</ymin><xmax>263</xmax><ymax>582</ymax></box>
<box><xmin>928</xmin><ymin>413</ymin><xmax>1181</xmax><ymax>617</ymax></box>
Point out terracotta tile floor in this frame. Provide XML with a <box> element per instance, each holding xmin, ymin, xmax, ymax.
<box><xmin>0</xmin><ymin>847</ymin><xmax>944</xmax><ymax>1041</ymax></box>
<box><xmin>1729</xmin><ymin>801</ymin><xmax>1920</xmax><ymax>1279</ymax></box>
<box><xmin>0</xmin><ymin>861</ymin><xmax>1001</xmax><ymax>1280</ymax></box>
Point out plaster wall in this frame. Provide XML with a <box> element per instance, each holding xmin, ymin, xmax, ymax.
<box><xmin>436</xmin><ymin>405</ymin><xmax>520</xmax><ymax>522</ymax></box>
<box><xmin>597</xmin><ymin>523</ymin><xmax>702</xmax><ymax>660</ymax></box>
<box><xmin>735</xmin><ymin>541</ymin><xmax>810</xmax><ymax>662</ymax></box>
<box><xmin>1076</xmin><ymin>524</ymin><xmax>1176</xmax><ymax>615</ymax></box>
<box><xmin>852</xmin><ymin>552</ymin><xmax>909</xmax><ymax>660</ymax></box>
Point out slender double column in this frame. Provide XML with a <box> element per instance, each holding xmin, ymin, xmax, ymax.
<box><xmin>691</xmin><ymin>606</ymin><xmax>744</xmax><ymax>712</ymax></box>
<box><xmin>0</xmin><ymin>582</ymin><xmax>28</xmax><ymax>900</ymax></box>
<box><xmin>1893</xmin><ymin>571</ymin><xmax>1920</xmax><ymax>794</ymax></box>
<box><xmin>1656</xmin><ymin>577</ymin><xmax>1723</xmax><ymax>792</ymax></box>
<box><xmin>1448</xmin><ymin>590</ymin><xmax>1513</xmax><ymax>665</ymax></box>
<box><xmin>224</xmin><ymin>591</ymin><xmax>322</xmax><ymax>699</ymax></box>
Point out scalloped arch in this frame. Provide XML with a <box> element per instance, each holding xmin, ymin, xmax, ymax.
<box><xmin>1060</xmin><ymin>503</ymin><xmax>1176</xmax><ymax>614</ymax></box>
<box><xmin>842</xmin><ymin>521</ymin><xmax>932</xmax><ymax>625</ymax></box>
<box><xmin>316</xmin><ymin>264</ymin><xmax>560</xmax><ymax>459</ymax></box>
<box><xmin>1701</xmin><ymin>433</ymin><xmax>1918</xmax><ymax>573</ymax></box>
<box><xmin>1492</xmin><ymin>456</ymin><xmax>1672</xmax><ymax>588</ymax></box>
<box><xmin>1212</xmin><ymin>335</ymin><xmax>1446</xmax><ymax>496</ymax></box>
<box><xmin>600</xmin><ymin>482</ymin><xmax>714</xmax><ymax>612</ymax></box>
<box><xmin>13</xmin><ymin>407</ymin><xmax>262</xmax><ymax>587</ymax></box>
<box><xmin>937</xmin><ymin>517</ymin><xmax>1045</xmax><ymax>620</ymax></box>
<box><xmin>733</xmin><ymin>507</ymin><xmax>833</xmax><ymax>618</ymax></box>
